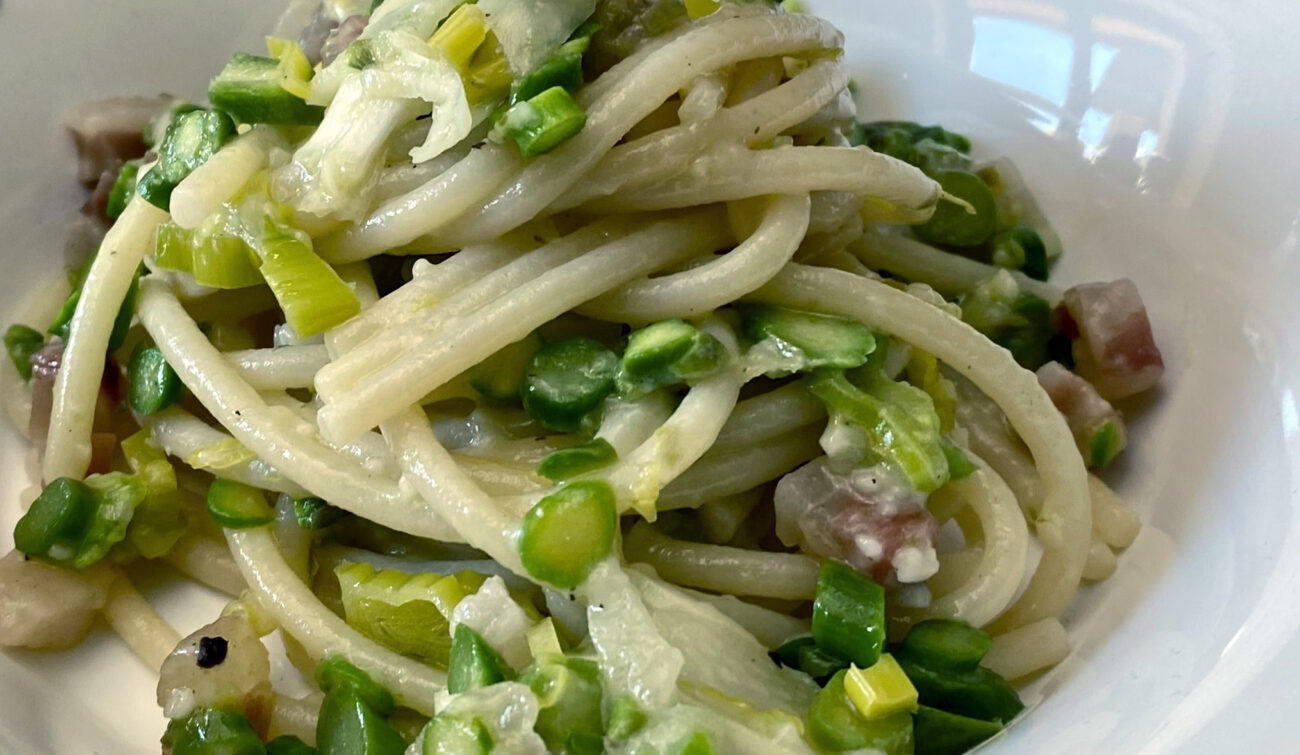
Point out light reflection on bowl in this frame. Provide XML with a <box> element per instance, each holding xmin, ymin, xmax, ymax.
<box><xmin>823</xmin><ymin>1</ymin><xmax>1300</xmax><ymax>752</ymax></box>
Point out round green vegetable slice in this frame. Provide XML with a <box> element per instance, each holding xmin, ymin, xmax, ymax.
<box><xmin>206</xmin><ymin>478</ymin><xmax>274</xmax><ymax>529</ymax></box>
<box><xmin>519</xmin><ymin>481</ymin><xmax>616</xmax><ymax>588</ymax></box>
<box><xmin>521</xmin><ymin>338</ymin><xmax>619</xmax><ymax>432</ymax></box>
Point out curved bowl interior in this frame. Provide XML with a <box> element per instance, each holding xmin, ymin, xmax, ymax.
<box><xmin>824</xmin><ymin>1</ymin><xmax>1300</xmax><ymax>752</ymax></box>
<box><xmin>1</xmin><ymin>1</ymin><xmax>1299</xmax><ymax>752</ymax></box>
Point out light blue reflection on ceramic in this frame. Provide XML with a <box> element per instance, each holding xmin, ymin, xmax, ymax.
<box><xmin>1089</xmin><ymin>41</ymin><xmax>1119</xmax><ymax>92</ymax></box>
<box><xmin>969</xmin><ymin>15</ymin><xmax>1073</xmax><ymax>106</ymax></box>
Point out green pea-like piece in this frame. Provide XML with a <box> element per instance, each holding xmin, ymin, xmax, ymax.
<box><xmin>12</xmin><ymin>477</ymin><xmax>96</xmax><ymax>560</ymax></box>
<box><xmin>519</xmin><ymin>481</ymin><xmax>616</xmax><ymax>588</ymax></box>
<box><xmin>206</xmin><ymin>479</ymin><xmax>275</xmax><ymax>529</ymax></box>
<box><xmin>128</xmin><ymin>344</ymin><xmax>184</xmax><ymax>415</ymax></box>
<box><xmin>521</xmin><ymin>337</ymin><xmax>619</xmax><ymax>432</ymax></box>
<box><xmin>536</xmin><ymin>438</ymin><xmax>618</xmax><ymax>481</ymax></box>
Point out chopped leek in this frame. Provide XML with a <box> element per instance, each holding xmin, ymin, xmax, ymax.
<box><xmin>844</xmin><ymin>656</ymin><xmax>919</xmax><ymax>720</ymax></box>
<box><xmin>266</xmin><ymin>37</ymin><xmax>315</xmax><ymax>99</ymax></box>
<box><xmin>429</xmin><ymin>4</ymin><xmax>513</xmax><ymax>106</ymax></box>
<box><xmin>77</xmin><ymin>473</ymin><xmax>147</xmax><ymax>561</ymax></box>
<box><xmin>280</xmin><ymin>29</ymin><xmax>472</xmax><ymax>218</ymax></box>
<box><xmin>527</xmin><ymin>617</ymin><xmax>565</xmax><ymax>660</ymax></box>
<box><xmin>809</xmin><ymin>370</ymin><xmax>950</xmax><ymax>493</ymax></box>
<box><xmin>257</xmin><ymin>224</ymin><xmax>361</xmax><ymax>337</ymax></box>
<box><xmin>335</xmin><ymin>561</ymin><xmax>470</xmax><ymax>667</ymax></box>
<box><xmin>153</xmin><ymin>221</ymin><xmax>265</xmax><ymax>290</ymax></box>
<box><xmin>70</xmin><ymin>473</ymin><xmax>147</xmax><ymax>568</ymax></box>
<box><xmin>119</xmin><ymin>429</ymin><xmax>185</xmax><ymax>559</ymax></box>
<box><xmin>152</xmin><ymin>222</ymin><xmax>192</xmax><ymax>272</ymax></box>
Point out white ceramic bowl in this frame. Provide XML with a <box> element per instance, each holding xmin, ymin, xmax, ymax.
<box><xmin>2</xmin><ymin>1</ymin><xmax>1299</xmax><ymax>752</ymax></box>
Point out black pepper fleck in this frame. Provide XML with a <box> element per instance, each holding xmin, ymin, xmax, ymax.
<box><xmin>196</xmin><ymin>636</ymin><xmax>228</xmax><ymax>668</ymax></box>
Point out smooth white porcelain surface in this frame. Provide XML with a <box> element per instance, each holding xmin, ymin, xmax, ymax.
<box><xmin>2</xmin><ymin>1</ymin><xmax>1298</xmax><ymax>752</ymax></box>
<box><xmin>828</xmin><ymin>2</ymin><xmax>1300</xmax><ymax>752</ymax></box>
